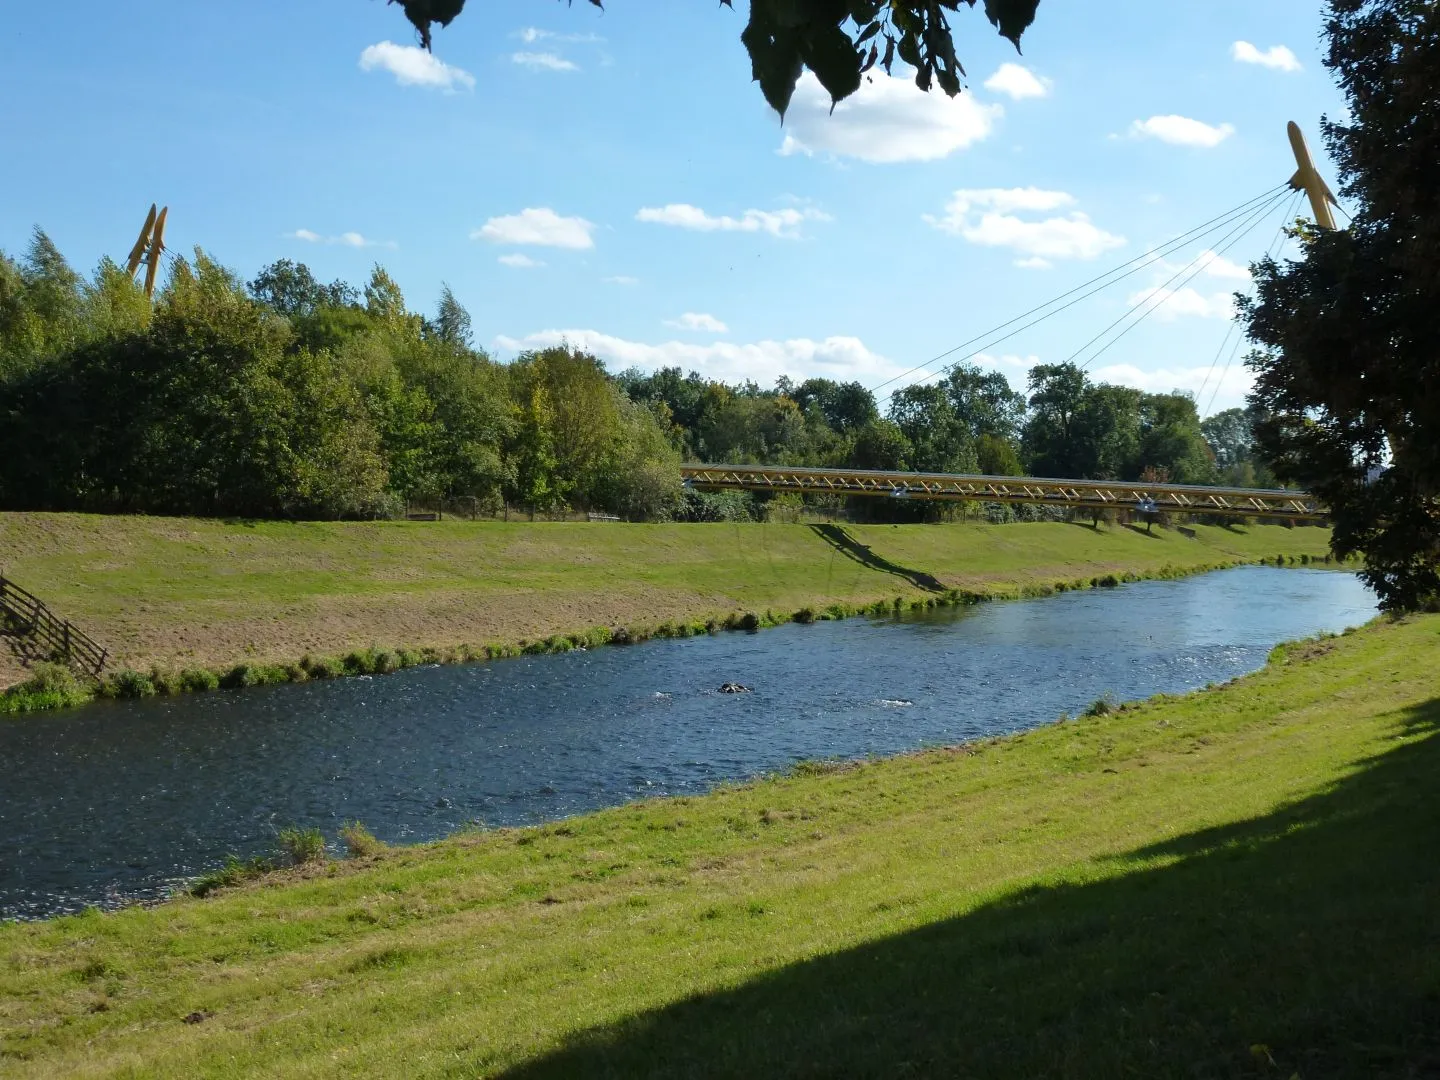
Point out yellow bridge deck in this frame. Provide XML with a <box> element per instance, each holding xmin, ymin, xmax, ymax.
<box><xmin>680</xmin><ymin>464</ymin><xmax>1323</xmax><ymax>520</ymax></box>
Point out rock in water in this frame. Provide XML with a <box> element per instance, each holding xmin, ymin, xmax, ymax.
<box><xmin>718</xmin><ymin>682</ymin><xmax>752</xmax><ymax>694</ymax></box>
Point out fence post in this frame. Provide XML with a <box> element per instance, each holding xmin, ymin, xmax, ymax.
<box><xmin>63</xmin><ymin>621</ymin><xmax>71</xmax><ymax>660</ymax></box>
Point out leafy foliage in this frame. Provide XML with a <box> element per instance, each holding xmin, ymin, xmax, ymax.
<box><xmin>391</xmin><ymin>0</ymin><xmax>467</xmax><ymax>51</ymax></box>
<box><xmin>1201</xmin><ymin>407</ymin><xmax>1279</xmax><ymax>489</ymax></box>
<box><xmin>0</xmin><ymin>661</ymin><xmax>93</xmax><ymax>714</ymax></box>
<box><xmin>0</xmin><ymin>236</ymin><xmax>1277</xmax><ymax>527</ymax></box>
<box><xmin>0</xmin><ymin>244</ymin><xmax>681</xmax><ymax>521</ymax></box>
<box><xmin>1240</xmin><ymin>0</ymin><xmax>1439</xmax><ymax>609</ymax></box>
<box><xmin>394</xmin><ymin>0</ymin><xmax>1040</xmax><ymax>116</ymax></box>
<box><xmin>1021</xmin><ymin>363</ymin><xmax>1214</xmax><ymax>484</ymax></box>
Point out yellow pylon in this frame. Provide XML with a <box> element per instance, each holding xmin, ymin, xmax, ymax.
<box><xmin>1286</xmin><ymin>122</ymin><xmax>1340</xmax><ymax>231</ymax></box>
<box><xmin>125</xmin><ymin>203</ymin><xmax>169</xmax><ymax>298</ymax></box>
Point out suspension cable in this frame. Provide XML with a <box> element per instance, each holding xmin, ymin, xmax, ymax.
<box><xmin>867</xmin><ymin>183</ymin><xmax>1289</xmax><ymax>394</ymax></box>
<box><xmin>1070</xmin><ymin>189</ymin><xmax>1293</xmax><ymax>373</ymax></box>
<box><xmin>1197</xmin><ymin>188</ymin><xmax>1303</xmax><ymax>411</ymax></box>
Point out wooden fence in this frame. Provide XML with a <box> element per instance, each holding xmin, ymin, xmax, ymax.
<box><xmin>0</xmin><ymin>575</ymin><xmax>108</xmax><ymax>681</ymax></box>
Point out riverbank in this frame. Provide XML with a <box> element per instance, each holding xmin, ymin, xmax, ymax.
<box><xmin>1</xmin><ymin>611</ymin><xmax>1436</xmax><ymax>1076</ymax></box>
<box><xmin>0</xmin><ymin>514</ymin><xmax>1335</xmax><ymax>697</ymax></box>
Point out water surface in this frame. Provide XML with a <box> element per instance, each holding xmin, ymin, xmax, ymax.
<box><xmin>0</xmin><ymin>567</ymin><xmax>1375</xmax><ymax>919</ymax></box>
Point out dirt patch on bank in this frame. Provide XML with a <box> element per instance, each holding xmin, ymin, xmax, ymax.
<box><xmin>0</xmin><ymin>649</ymin><xmax>28</xmax><ymax>691</ymax></box>
<box><xmin>67</xmin><ymin>587</ymin><xmax>743</xmax><ymax>674</ymax></box>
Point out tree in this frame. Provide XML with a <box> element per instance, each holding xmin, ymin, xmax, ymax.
<box><xmin>977</xmin><ymin>432</ymin><xmax>1022</xmax><ymax>476</ymax></box>
<box><xmin>1201</xmin><ymin>408</ymin><xmax>1253</xmax><ymax>471</ymax></box>
<box><xmin>0</xmin><ymin>250</ymin><xmax>391</xmax><ymax>518</ymax></box>
<box><xmin>1074</xmin><ymin>384</ymin><xmax>1142</xmax><ymax>480</ymax></box>
<box><xmin>793</xmin><ymin>378</ymin><xmax>878</xmax><ymax>433</ymax></box>
<box><xmin>364</xmin><ymin>265</ymin><xmax>411</xmax><ymax>326</ymax></box>
<box><xmin>850</xmin><ymin>418</ymin><xmax>911</xmax><ymax>471</ymax></box>
<box><xmin>430</xmin><ymin>283</ymin><xmax>473</xmax><ymax>348</ymax></box>
<box><xmin>0</xmin><ymin>229</ymin><xmax>84</xmax><ymax>376</ymax></box>
<box><xmin>249</xmin><ymin>260</ymin><xmax>357</xmax><ymax>318</ymax></box>
<box><xmin>392</xmin><ymin>0</ymin><xmax>1041</xmax><ymax>115</ymax></box>
<box><xmin>1202</xmin><ymin>406</ymin><xmax>1279</xmax><ymax>488</ymax></box>
<box><xmin>888</xmin><ymin>383</ymin><xmax>977</xmax><ymax>473</ymax></box>
<box><xmin>82</xmin><ymin>258</ymin><xmax>152</xmax><ymax>341</ymax></box>
<box><xmin>1137</xmin><ymin>392</ymin><xmax>1214</xmax><ymax>485</ymax></box>
<box><xmin>1022</xmin><ymin>363</ymin><xmax>1088</xmax><ymax>477</ymax></box>
<box><xmin>616</xmin><ymin>366</ymin><xmax>710</xmax><ymax>456</ymax></box>
<box><xmin>941</xmin><ymin>363</ymin><xmax>1026</xmax><ymax>444</ymax></box>
<box><xmin>1239</xmin><ymin>0</ymin><xmax>1440</xmax><ymax>610</ymax></box>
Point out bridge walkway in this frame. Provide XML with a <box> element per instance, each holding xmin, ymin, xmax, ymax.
<box><xmin>681</xmin><ymin>464</ymin><xmax>1322</xmax><ymax>521</ymax></box>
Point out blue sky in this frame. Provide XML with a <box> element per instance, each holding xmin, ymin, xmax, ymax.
<box><xmin>0</xmin><ymin>1</ymin><xmax>1345</xmax><ymax>414</ymax></box>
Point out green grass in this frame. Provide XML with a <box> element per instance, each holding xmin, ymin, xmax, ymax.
<box><xmin>0</xmin><ymin>513</ymin><xmax>1336</xmax><ymax>690</ymax></box>
<box><xmin>0</xmin><ymin>663</ymin><xmax>91</xmax><ymax>714</ymax></box>
<box><xmin>2</xmin><ymin>614</ymin><xmax>1437</xmax><ymax>1078</ymax></box>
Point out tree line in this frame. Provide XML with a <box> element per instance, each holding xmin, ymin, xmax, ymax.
<box><xmin>0</xmin><ymin>233</ymin><xmax>1275</xmax><ymax>523</ymax></box>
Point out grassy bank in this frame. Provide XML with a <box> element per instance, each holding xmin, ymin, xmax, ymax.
<box><xmin>2</xmin><ymin>613</ymin><xmax>1437</xmax><ymax>1077</ymax></box>
<box><xmin>0</xmin><ymin>514</ymin><xmax>1335</xmax><ymax>698</ymax></box>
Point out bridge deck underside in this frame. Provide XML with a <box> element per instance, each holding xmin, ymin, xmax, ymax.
<box><xmin>680</xmin><ymin>466</ymin><xmax>1323</xmax><ymax>521</ymax></box>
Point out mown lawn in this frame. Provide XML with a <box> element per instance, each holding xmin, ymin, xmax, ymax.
<box><xmin>0</xmin><ymin>513</ymin><xmax>1335</xmax><ymax>680</ymax></box>
<box><xmin>2</xmin><ymin>613</ymin><xmax>1436</xmax><ymax>1078</ymax></box>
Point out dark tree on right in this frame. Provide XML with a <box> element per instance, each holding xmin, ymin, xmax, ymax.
<box><xmin>1240</xmin><ymin>0</ymin><xmax>1440</xmax><ymax>610</ymax></box>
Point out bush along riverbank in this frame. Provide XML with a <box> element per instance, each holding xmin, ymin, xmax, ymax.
<box><xmin>0</xmin><ymin>550</ymin><xmax>1347</xmax><ymax>717</ymax></box>
<box><xmin>1</xmin><ymin>613</ymin><xmax>1437</xmax><ymax>1077</ymax></box>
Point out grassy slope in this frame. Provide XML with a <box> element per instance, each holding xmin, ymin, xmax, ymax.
<box><xmin>2</xmin><ymin>615</ymin><xmax>1437</xmax><ymax>1078</ymax></box>
<box><xmin>0</xmin><ymin>513</ymin><xmax>1334</xmax><ymax>682</ymax></box>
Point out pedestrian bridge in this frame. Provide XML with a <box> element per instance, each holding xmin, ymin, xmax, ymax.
<box><xmin>680</xmin><ymin>464</ymin><xmax>1323</xmax><ymax>521</ymax></box>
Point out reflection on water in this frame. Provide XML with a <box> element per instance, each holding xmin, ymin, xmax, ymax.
<box><xmin>0</xmin><ymin>567</ymin><xmax>1375</xmax><ymax>919</ymax></box>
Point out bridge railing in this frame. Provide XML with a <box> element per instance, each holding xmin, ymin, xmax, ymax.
<box><xmin>680</xmin><ymin>464</ymin><xmax>1324</xmax><ymax>521</ymax></box>
<box><xmin>0</xmin><ymin>575</ymin><xmax>108</xmax><ymax>681</ymax></box>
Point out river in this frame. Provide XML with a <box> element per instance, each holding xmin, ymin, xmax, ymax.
<box><xmin>0</xmin><ymin>566</ymin><xmax>1376</xmax><ymax>920</ymax></box>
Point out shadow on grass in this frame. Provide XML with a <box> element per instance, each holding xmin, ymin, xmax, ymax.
<box><xmin>503</xmin><ymin>698</ymin><xmax>1440</xmax><ymax>1079</ymax></box>
<box><xmin>1</xmin><ymin>633</ymin><xmax>40</xmax><ymax>669</ymax></box>
<box><xmin>1122</xmin><ymin>521</ymin><xmax>1165</xmax><ymax>540</ymax></box>
<box><xmin>810</xmin><ymin>525</ymin><xmax>946</xmax><ymax>593</ymax></box>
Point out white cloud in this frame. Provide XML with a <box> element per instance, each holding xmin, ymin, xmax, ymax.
<box><xmin>925</xmin><ymin>188</ymin><xmax>1126</xmax><ymax>261</ymax></box>
<box><xmin>955</xmin><ymin>188</ymin><xmax>1075</xmax><ymax>215</ymax></box>
<box><xmin>1121</xmin><ymin>246</ymin><xmax>1252</xmax><ymax>320</ymax></box>
<box><xmin>978</xmin><ymin>352</ymin><xmax>1041</xmax><ymax>373</ymax></box>
<box><xmin>1124</xmin><ymin>286</ymin><xmax>1238</xmax><ymax>321</ymax></box>
<box><xmin>286</xmin><ymin>229</ymin><xmax>392</xmax><ymax>249</ymax></box>
<box><xmin>1151</xmin><ymin>249</ymin><xmax>1253</xmax><ymax>282</ymax></box>
<box><xmin>1195</xmin><ymin>250</ymin><xmax>1252</xmax><ymax>281</ymax></box>
<box><xmin>494</xmin><ymin>329</ymin><xmax>904</xmax><ymax>387</ymax></box>
<box><xmin>1014</xmin><ymin>256</ymin><xmax>1053</xmax><ymax>270</ymax></box>
<box><xmin>1130</xmin><ymin>115</ymin><xmax>1235</xmax><ymax>148</ymax></box>
<box><xmin>359</xmin><ymin>41</ymin><xmax>475</xmax><ymax>92</ymax></box>
<box><xmin>512</xmin><ymin>51</ymin><xmax>578</xmax><ymax>72</ymax></box>
<box><xmin>473</xmin><ymin>208</ymin><xmax>596</xmax><ymax>249</ymax></box>
<box><xmin>1231</xmin><ymin>41</ymin><xmax>1302</xmax><ymax>73</ymax></box>
<box><xmin>778</xmin><ymin>70</ymin><xmax>1002</xmax><ymax>164</ymax></box>
<box><xmin>983</xmin><ymin>63</ymin><xmax>1050</xmax><ymax>101</ymax></box>
<box><xmin>516</xmin><ymin>27</ymin><xmax>603</xmax><ymax>44</ymax></box>
<box><xmin>635</xmin><ymin>204</ymin><xmax>829</xmax><ymax>240</ymax></box>
<box><xmin>665</xmin><ymin>312</ymin><xmax>728</xmax><ymax>333</ymax></box>
<box><xmin>498</xmin><ymin>253</ymin><xmax>545</xmax><ymax>268</ymax></box>
<box><xmin>603</xmin><ymin>275</ymin><xmax>639</xmax><ymax>286</ymax></box>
